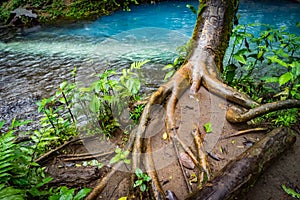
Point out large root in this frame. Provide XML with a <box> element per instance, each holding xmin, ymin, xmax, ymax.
<box><xmin>185</xmin><ymin>127</ymin><xmax>297</xmax><ymax>200</ymax></box>
<box><xmin>226</xmin><ymin>99</ymin><xmax>300</xmax><ymax>123</ymax></box>
<box><xmin>85</xmin><ymin>0</ymin><xmax>300</xmax><ymax>199</ymax></box>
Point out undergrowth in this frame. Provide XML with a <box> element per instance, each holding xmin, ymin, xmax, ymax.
<box><xmin>224</xmin><ymin>23</ymin><xmax>300</xmax><ymax>127</ymax></box>
<box><xmin>0</xmin><ymin>61</ymin><xmax>147</xmax><ymax>199</ymax></box>
<box><xmin>0</xmin><ymin>0</ymin><xmax>139</xmax><ymax>24</ymax></box>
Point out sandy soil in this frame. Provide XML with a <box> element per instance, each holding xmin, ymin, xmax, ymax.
<box><xmin>43</xmin><ymin>86</ymin><xmax>300</xmax><ymax>199</ymax></box>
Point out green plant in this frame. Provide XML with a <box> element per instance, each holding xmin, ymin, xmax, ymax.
<box><xmin>272</xmin><ymin>108</ymin><xmax>299</xmax><ymax>127</ymax></box>
<box><xmin>133</xmin><ymin>168</ymin><xmax>151</xmax><ymax>192</ymax></box>
<box><xmin>82</xmin><ymin>159</ymin><xmax>103</xmax><ymax>169</ymax></box>
<box><xmin>281</xmin><ymin>184</ymin><xmax>300</xmax><ymax>199</ymax></box>
<box><xmin>223</xmin><ymin>23</ymin><xmax>300</xmax><ymax>126</ymax></box>
<box><xmin>49</xmin><ymin>186</ymin><xmax>91</xmax><ymax>200</ymax></box>
<box><xmin>0</xmin><ymin>120</ymin><xmax>53</xmax><ymax>199</ymax></box>
<box><xmin>35</xmin><ymin>68</ymin><xmax>79</xmax><ymax>151</ymax></box>
<box><xmin>203</xmin><ymin>122</ymin><xmax>212</xmax><ymax>133</ymax></box>
<box><xmin>224</xmin><ymin>23</ymin><xmax>300</xmax><ymax>102</ymax></box>
<box><xmin>76</xmin><ymin>61</ymin><xmax>148</xmax><ymax>136</ymax></box>
<box><xmin>109</xmin><ymin>148</ymin><xmax>130</xmax><ymax>165</ymax></box>
<box><xmin>129</xmin><ymin>104</ymin><xmax>145</xmax><ymax>124</ymax></box>
<box><xmin>163</xmin><ymin>41</ymin><xmax>192</xmax><ymax>80</ymax></box>
<box><xmin>36</xmin><ymin>82</ymin><xmax>77</xmax><ymax>152</ymax></box>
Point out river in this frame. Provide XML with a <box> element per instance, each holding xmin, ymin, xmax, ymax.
<box><xmin>0</xmin><ymin>0</ymin><xmax>299</xmax><ymax>124</ymax></box>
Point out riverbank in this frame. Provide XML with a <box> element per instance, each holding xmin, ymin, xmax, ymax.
<box><xmin>0</xmin><ymin>0</ymin><xmax>163</xmax><ymax>28</ymax></box>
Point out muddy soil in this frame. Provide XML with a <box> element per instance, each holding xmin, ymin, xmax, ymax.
<box><xmin>42</xmin><ymin>87</ymin><xmax>300</xmax><ymax>199</ymax></box>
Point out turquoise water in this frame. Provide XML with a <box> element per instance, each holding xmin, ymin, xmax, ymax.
<box><xmin>4</xmin><ymin>1</ymin><xmax>198</xmax><ymax>58</ymax></box>
<box><xmin>238</xmin><ymin>0</ymin><xmax>299</xmax><ymax>35</ymax></box>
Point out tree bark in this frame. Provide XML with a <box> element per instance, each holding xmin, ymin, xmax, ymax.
<box><xmin>86</xmin><ymin>0</ymin><xmax>300</xmax><ymax>199</ymax></box>
<box><xmin>185</xmin><ymin>127</ymin><xmax>297</xmax><ymax>200</ymax></box>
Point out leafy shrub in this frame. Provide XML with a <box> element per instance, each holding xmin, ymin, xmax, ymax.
<box><xmin>224</xmin><ymin>23</ymin><xmax>300</xmax><ymax>126</ymax></box>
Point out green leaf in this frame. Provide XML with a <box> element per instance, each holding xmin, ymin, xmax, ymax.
<box><xmin>89</xmin><ymin>95</ymin><xmax>100</xmax><ymax>113</ymax></box>
<box><xmin>162</xmin><ymin>64</ymin><xmax>174</xmax><ymax>71</ymax></box>
<box><xmin>0</xmin><ymin>186</ymin><xmax>24</xmax><ymax>200</ymax></box>
<box><xmin>233</xmin><ymin>54</ymin><xmax>247</xmax><ymax>64</ymax></box>
<box><xmin>125</xmin><ymin>78</ymin><xmax>140</xmax><ymax>95</ymax></box>
<box><xmin>115</xmin><ymin>148</ymin><xmax>122</xmax><ymax>154</ymax></box>
<box><xmin>186</xmin><ymin>4</ymin><xmax>197</xmax><ymax>14</ymax></box>
<box><xmin>74</xmin><ymin>188</ymin><xmax>92</xmax><ymax>200</ymax></box>
<box><xmin>133</xmin><ymin>180</ymin><xmax>143</xmax><ymax>188</ymax></box>
<box><xmin>204</xmin><ymin>122</ymin><xmax>213</xmax><ymax>133</ymax></box>
<box><xmin>257</xmin><ymin>50</ymin><xmax>264</xmax><ymax>59</ymax></box>
<box><xmin>281</xmin><ymin>184</ymin><xmax>300</xmax><ymax>199</ymax></box>
<box><xmin>59</xmin><ymin>81</ymin><xmax>67</xmax><ymax>90</ymax></box>
<box><xmin>35</xmin><ymin>177</ymin><xmax>53</xmax><ymax>188</ymax></box>
<box><xmin>59</xmin><ymin>186</ymin><xmax>75</xmax><ymax>200</ymax></box>
<box><xmin>278</xmin><ymin>72</ymin><xmax>293</xmax><ymax>86</ymax></box>
<box><xmin>164</xmin><ymin>70</ymin><xmax>175</xmax><ymax>80</ymax></box>
<box><xmin>123</xmin><ymin>159</ymin><xmax>131</xmax><ymax>164</ymax></box>
<box><xmin>139</xmin><ymin>184</ymin><xmax>147</xmax><ymax>192</ymax></box>
<box><xmin>291</xmin><ymin>61</ymin><xmax>300</xmax><ymax>77</ymax></box>
<box><xmin>144</xmin><ymin>176</ymin><xmax>151</xmax><ymax>182</ymax></box>
<box><xmin>0</xmin><ymin>121</ymin><xmax>5</xmax><ymax>130</ymax></box>
<box><xmin>267</xmin><ymin>55</ymin><xmax>288</xmax><ymax>67</ymax></box>
<box><xmin>261</xmin><ymin>76</ymin><xmax>279</xmax><ymax>83</ymax></box>
<box><xmin>109</xmin><ymin>155</ymin><xmax>120</xmax><ymax>164</ymax></box>
<box><xmin>135</xmin><ymin>168</ymin><xmax>143</xmax><ymax>178</ymax></box>
<box><xmin>123</xmin><ymin>150</ymin><xmax>130</xmax><ymax>157</ymax></box>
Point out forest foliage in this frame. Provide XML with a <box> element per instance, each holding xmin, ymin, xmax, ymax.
<box><xmin>0</xmin><ymin>0</ymin><xmax>144</xmax><ymax>25</ymax></box>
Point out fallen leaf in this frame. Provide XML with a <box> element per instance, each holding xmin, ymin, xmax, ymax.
<box><xmin>180</xmin><ymin>152</ymin><xmax>195</xmax><ymax>169</ymax></box>
<box><xmin>163</xmin><ymin>132</ymin><xmax>168</xmax><ymax>140</ymax></box>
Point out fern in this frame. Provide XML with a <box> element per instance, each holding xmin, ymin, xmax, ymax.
<box><xmin>0</xmin><ymin>184</ymin><xmax>24</xmax><ymax>200</ymax></box>
<box><xmin>0</xmin><ymin>121</ymin><xmax>52</xmax><ymax>199</ymax></box>
<box><xmin>0</xmin><ymin>133</ymin><xmax>26</xmax><ymax>199</ymax></box>
<box><xmin>0</xmin><ymin>132</ymin><xmax>16</xmax><ymax>182</ymax></box>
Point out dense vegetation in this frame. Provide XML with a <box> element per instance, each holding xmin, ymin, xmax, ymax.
<box><xmin>0</xmin><ymin>0</ymin><xmax>159</xmax><ymax>25</ymax></box>
<box><xmin>0</xmin><ymin>0</ymin><xmax>299</xmax><ymax>198</ymax></box>
<box><xmin>0</xmin><ymin>61</ymin><xmax>147</xmax><ymax>199</ymax></box>
<box><xmin>223</xmin><ymin>23</ymin><xmax>300</xmax><ymax>126</ymax></box>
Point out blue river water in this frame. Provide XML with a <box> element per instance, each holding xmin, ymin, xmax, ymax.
<box><xmin>0</xmin><ymin>0</ymin><xmax>299</xmax><ymax>122</ymax></box>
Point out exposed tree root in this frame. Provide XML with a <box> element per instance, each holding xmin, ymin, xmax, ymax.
<box><xmin>144</xmin><ymin>137</ymin><xmax>166</xmax><ymax>199</ymax></box>
<box><xmin>185</xmin><ymin>127</ymin><xmax>297</xmax><ymax>200</ymax></box>
<box><xmin>226</xmin><ymin>99</ymin><xmax>300</xmax><ymax>123</ymax></box>
<box><xmin>191</xmin><ymin>125</ymin><xmax>211</xmax><ymax>186</ymax></box>
<box><xmin>85</xmin><ymin>0</ymin><xmax>300</xmax><ymax>199</ymax></box>
<box><xmin>85</xmin><ymin>133</ymin><xmax>136</xmax><ymax>200</ymax></box>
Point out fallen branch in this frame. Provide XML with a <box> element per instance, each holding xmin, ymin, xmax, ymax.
<box><xmin>61</xmin><ymin>151</ymin><xmax>114</xmax><ymax>162</ymax></box>
<box><xmin>35</xmin><ymin>137</ymin><xmax>82</xmax><ymax>164</ymax></box>
<box><xmin>186</xmin><ymin>127</ymin><xmax>296</xmax><ymax>200</ymax></box>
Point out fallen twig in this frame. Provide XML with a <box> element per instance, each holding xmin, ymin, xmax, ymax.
<box><xmin>220</xmin><ymin>127</ymin><xmax>269</xmax><ymax>140</ymax></box>
<box><xmin>35</xmin><ymin>137</ymin><xmax>82</xmax><ymax>164</ymax></box>
<box><xmin>61</xmin><ymin>151</ymin><xmax>114</xmax><ymax>162</ymax></box>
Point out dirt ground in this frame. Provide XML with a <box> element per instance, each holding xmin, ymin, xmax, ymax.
<box><xmin>43</xmin><ymin>86</ymin><xmax>300</xmax><ymax>199</ymax></box>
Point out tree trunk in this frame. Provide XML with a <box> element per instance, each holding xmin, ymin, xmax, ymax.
<box><xmin>86</xmin><ymin>0</ymin><xmax>300</xmax><ymax>199</ymax></box>
<box><xmin>185</xmin><ymin>127</ymin><xmax>297</xmax><ymax>200</ymax></box>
